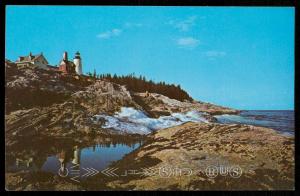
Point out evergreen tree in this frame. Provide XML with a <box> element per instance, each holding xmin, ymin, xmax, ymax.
<box><xmin>97</xmin><ymin>73</ymin><xmax>193</xmax><ymax>101</ymax></box>
<box><xmin>93</xmin><ymin>69</ymin><xmax>97</xmax><ymax>79</ymax></box>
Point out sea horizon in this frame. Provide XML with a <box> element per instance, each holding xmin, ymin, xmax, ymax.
<box><xmin>241</xmin><ymin>109</ymin><xmax>294</xmax><ymax>111</ymax></box>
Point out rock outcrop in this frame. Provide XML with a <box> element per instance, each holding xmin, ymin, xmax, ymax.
<box><xmin>99</xmin><ymin>122</ymin><xmax>294</xmax><ymax>190</ymax></box>
<box><xmin>5</xmin><ymin>62</ymin><xmax>238</xmax><ymax>142</ymax></box>
<box><xmin>5</xmin><ymin>171</ymin><xmax>82</xmax><ymax>191</ymax></box>
<box><xmin>133</xmin><ymin>92</ymin><xmax>239</xmax><ymax>118</ymax></box>
<box><xmin>6</xmin><ymin>62</ymin><xmax>292</xmax><ymax>191</ymax></box>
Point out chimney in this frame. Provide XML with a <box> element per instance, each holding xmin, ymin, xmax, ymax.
<box><xmin>63</xmin><ymin>52</ymin><xmax>68</xmax><ymax>61</ymax></box>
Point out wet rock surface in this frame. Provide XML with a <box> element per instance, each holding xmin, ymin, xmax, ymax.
<box><xmin>101</xmin><ymin>122</ymin><xmax>294</xmax><ymax>190</ymax></box>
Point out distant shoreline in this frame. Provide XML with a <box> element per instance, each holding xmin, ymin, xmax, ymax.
<box><xmin>241</xmin><ymin>109</ymin><xmax>294</xmax><ymax>111</ymax></box>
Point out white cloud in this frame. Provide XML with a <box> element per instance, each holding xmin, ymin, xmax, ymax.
<box><xmin>97</xmin><ymin>28</ymin><xmax>122</xmax><ymax>39</ymax></box>
<box><xmin>97</xmin><ymin>22</ymin><xmax>143</xmax><ymax>39</ymax></box>
<box><xmin>169</xmin><ymin>16</ymin><xmax>197</xmax><ymax>32</ymax></box>
<box><xmin>124</xmin><ymin>22</ymin><xmax>143</xmax><ymax>28</ymax></box>
<box><xmin>203</xmin><ymin>51</ymin><xmax>226</xmax><ymax>57</ymax></box>
<box><xmin>176</xmin><ymin>37</ymin><xmax>200</xmax><ymax>49</ymax></box>
<box><xmin>111</xmin><ymin>28</ymin><xmax>122</xmax><ymax>35</ymax></box>
<box><xmin>97</xmin><ymin>32</ymin><xmax>111</xmax><ymax>39</ymax></box>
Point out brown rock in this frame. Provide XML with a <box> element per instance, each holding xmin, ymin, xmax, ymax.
<box><xmin>103</xmin><ymin>122</ymin><xmax>294</xmax><ymax>190</ymax></box>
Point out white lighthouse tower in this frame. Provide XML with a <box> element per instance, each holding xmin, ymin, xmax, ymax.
<box><xmin>73</xmin><ymin>51</ymin><xmax>83</xmax><ymax>75</ymax></box>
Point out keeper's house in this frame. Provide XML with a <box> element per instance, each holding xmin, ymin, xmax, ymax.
<box><xmin>15</xmin><ymin>52</ymin><xmax>49</xmax><ymax>69</ymax></box>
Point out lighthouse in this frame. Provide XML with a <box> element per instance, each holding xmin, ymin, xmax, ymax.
<box><xmin>73</xmin><ymin>51</ymin><xmax>83</xmax><ymax>75</ymax></box>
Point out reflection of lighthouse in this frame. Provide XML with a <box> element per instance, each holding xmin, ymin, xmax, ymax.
<box><xmin>72</xmin><ymin>146</ymin><xmax>81</xmax><ymax>165</ymax></box>
<box><xmin>58</xmin><ymin>150</ymin><xmax>67</xmax><ymax>173</ymax></box>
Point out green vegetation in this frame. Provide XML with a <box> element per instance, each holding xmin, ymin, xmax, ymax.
<box><xmin>97</xmin><ymin>73</ymin><xmax>193</xmax><ymax>102</ymax></box>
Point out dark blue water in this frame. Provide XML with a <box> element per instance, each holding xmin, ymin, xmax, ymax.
<box><xmin>214</xmin><ymin>110</ymin><xmax>294</xmax><ymax>136</ymax></box>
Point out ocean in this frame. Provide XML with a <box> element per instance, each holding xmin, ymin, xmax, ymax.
<box><xmin>214</xmin><ymin>110</ymin><xmax>294</xmax><ymax>136</ymax></box>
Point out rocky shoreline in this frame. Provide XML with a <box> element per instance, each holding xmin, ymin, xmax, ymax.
<box><xmin>101</xmin><ymin>122</ymin><xmax>294</xmax><ymax>190</ymax></box>
<box><xmin>5</xmin><ymin>63</ymin><xmax>293</xmax><ymax>190</ymax></box>
<box><xmin>6</xmin><ymin>122</ymin><xmax>294</xmax><ymax>190</ymax></box>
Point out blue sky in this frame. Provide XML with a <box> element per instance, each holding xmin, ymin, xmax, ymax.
<box><xmin>6</xmin><ymin>6</ymin><xmax>294</xmax><ymax>110</ymax></box>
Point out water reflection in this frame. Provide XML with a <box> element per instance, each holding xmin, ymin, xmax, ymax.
<box><xmin>72</xmin><ymin>146</ymin><xmax>81</xmax><ymax>165</ymax></box>
<box><xmin>8</xmin><ymin>136</ymin><xmax>144</xmax><ymax>178</ymax></box>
